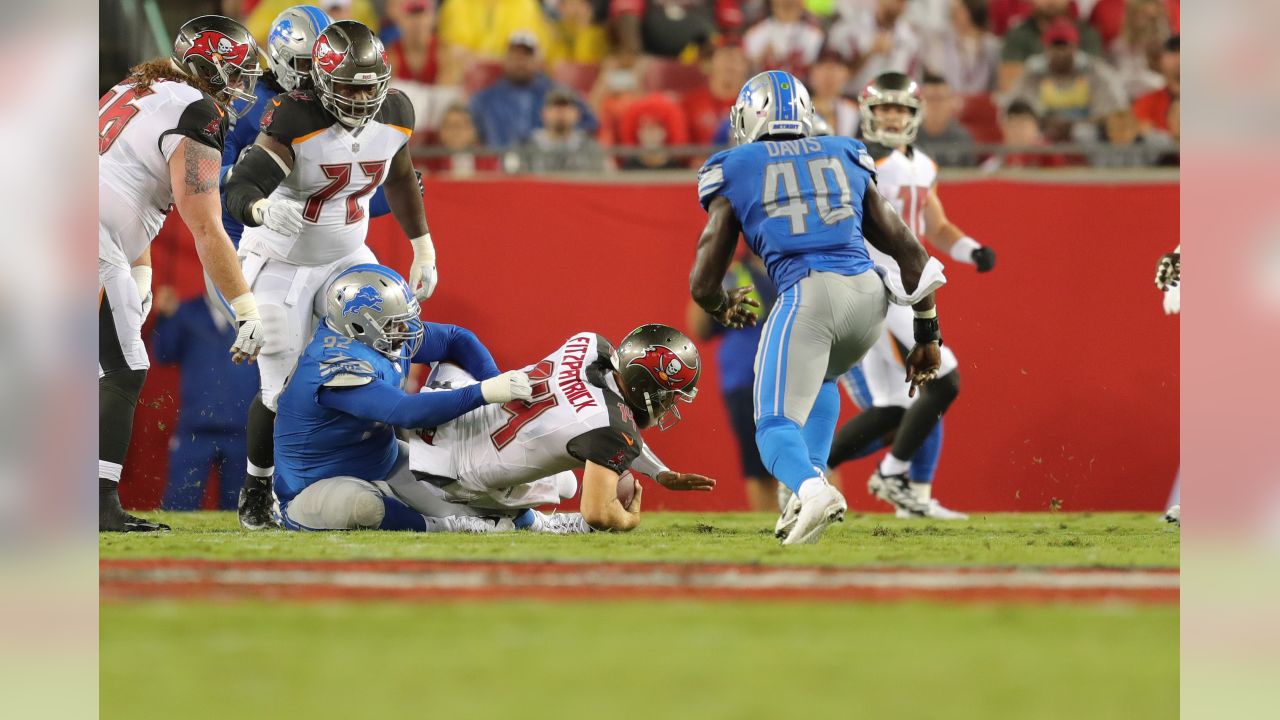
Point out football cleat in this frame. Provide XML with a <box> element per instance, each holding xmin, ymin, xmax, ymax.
<box><xmin>896</xmin><ymin>498</ymin><xmax>969</xmax><ymax>520</ymax></box>
<box><xmin>781</xmin><ymin>482</ymin><xmax>847</xmax><ymax>546</ymax></box>
<box><xmin>775</xmin><ymin>491</ymin><xmax>801</xmax><ymax>540</ymax></box>
<box><xmin>100</xmin><ymin>489</ymin><xmax>170</xmax><ymax>532</ymax></box>
<box><xmin>868</xmin><ymin>470</ymin><xmax>929</xmax><ymax>517</ymax></box>
<box><xmin>238</xmin><ymin>475</ymin><xmax>282</xmax><ymax>530</ymax></box>
<box><xmin>518</xmin><ymin>510</ymin><xmax>595</xmax><ymax>535</ymax></box>
<box><xmin>445</xmin><ymin>515</ymin><xmax>515</xmax><ymax>534</ymax></box>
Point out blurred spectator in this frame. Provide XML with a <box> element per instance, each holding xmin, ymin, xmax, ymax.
<box><xmin>385</xmin><ymin>0</ymin><xmax>443</xmax><ymax>84</ymax></box>
<box><xmin>685</xmin><ymin>254</ymin><xmax>780</xmax><ymax>512</ymax></box>
<box><xmin>245</xmin><ymin>0</ymin><xmax>379</xmax><ymax>46</ymax></box>
<box><xmin>438</xmin><ymin>0</ymin><xmax>553</xmax><ymax>60</ymax></box>
<box><xmin>546</xmin><ymin>0</ymin><xmax>610</xmax><ymax>64</ymax></box>
<box><xmin>903</xmin><ymin>0</ymin><xmax>957</xmax><ymax>37</ymax></box>
<box><xmin>742</xmin><ymin>0</ymin><xmax>825</xmax><ymax>77</ymax></box>
<box><xmin>1006</xmin><ymin>18</ymin><xmax>1125</xmax><ymax>142</ymax></box>
<box><xmin>1107</xmin><ymin>0</ymin><xmax>1172</xmax><ymax>98</ymax></box>
<box><xmin>150</xmin><ymin>287</ymin><xmax>258</xmax><ymax>511</ymax></box>
<box><xmin>1092</xmin><ymin>107</ymin><xmax>1148</xmax><ymax>166</ymax></box>
<box><xmin>807</xmin><ymin>49</ymin><xmax>859</xmax><ymax>137</ymax></box>
<box><xmin>611</xmin><ymin>1</ymin><xmax>739</xmax><ymax>61</ymax></box>
<box><xmin>988</xmin><ymin>0</ymin><xmax>1034</xmax><ymax>36</ymax></box>
<box><xmin>923</xmin><ymin>0</ymin><xmax>1002</xmax><ymax>94</ymax></box>
<box><xmin>424</xmin><ymin>103</ymin><xmax>502</xmax><ymax>176</ymax></box>
<box><xmin>683</xmin><ymin>39</ymin><xmax>749</xmax><ymax>145</ymax></box>
<box><xmin>617</xmin><ymin>93</ymin><xmax>689</xmax><ymax>169</ymax></box>
<box><xmin>828</xmin><ymin>0</ymin><xmax>923</xmax><ymax>90</ymax></box>
<box><xmin>980</xmin><ymin>99</ymin><xmax>1068</xmax><ymax>169</ymax></box>
<box><xmin>522</xmin><ymin>87</ymin><xmax>609</xmax><ymax>171</ymax></box>
<box><xmin>1089</xmin><ymin>0</ymin><xmax>1178</xmax><ymax>47</ymax></box>
<box><xmin>999</xmin><ymin>0</ymin><xmax>1102</xmax><ymax>92</ymax></box>
<box><xmin>470</xmin><ymin>32</ymin><xmax>599</xmax><ymax>147</ymax></box>
<box><xmin>589</xmin><ymin>51</ymin><xmax>650</xmax><ymax>144</ymax></box>
<box><xmin>1131</xmin><ymin>34</ymin><xmax>1177</xmax><ymax>138</ymax></box>
<box><xmin>916</xmin><ymin>73</ymin><xmax>977</xmax><ymax>167</ymax></box>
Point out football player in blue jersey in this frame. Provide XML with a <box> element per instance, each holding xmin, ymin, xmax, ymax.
<box><xmin>689</xmin><ymin>70</ymin><xmax>948</xmax><ymax>545</ymax></box>
<box><xmin>219</xmin><ymin>5</ymin><xmax>408</xmax><ymax>246</ymax></box>
<box><xmin>271</xmin><ymin>264</ymin><xmax>534</xmax><ymax>532</ymax></box>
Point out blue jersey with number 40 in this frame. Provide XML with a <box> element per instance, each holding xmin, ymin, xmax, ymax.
<box><xmin>698</xmin><ymin>136</ymin><xmax>878</xmax><ymax>292</ymax></box>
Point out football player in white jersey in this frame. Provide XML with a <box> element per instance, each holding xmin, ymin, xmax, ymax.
<box><xmin>400</xmin><ymin>325</ymin><xmax>717</xmax><ymax>533</ymax></box>
<box><xmin>223</xmin><ymin>20</ymin><xmax>437</xmax><ymax>529</ymax></box>
<box><xmin>826</xmin><ymin>72</ymin><xmax>997</xmax><ymax>519</ymax></box>
<box><xmin>98</xmin><ymin>15</ymin><xmax>268</xmax><ymax>532</ymax></box>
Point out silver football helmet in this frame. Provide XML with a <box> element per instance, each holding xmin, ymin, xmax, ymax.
<box><xmin>859</xmin><ymin>72</ymin><xmax>923</xmax><ymax>147</ymax></box>
<box><xmin>266</xmin><ymin>5</ymin><xmax>333</xmax><ymax>92</ymax></box>
<box><xmin>616</xmin><ymin>324</ymin><xmax>701</xmax><ymax>431</ymax></box>
<box><xmin>324</xmin><ymin>265</ymin><xmax>424</xmax><ymax>361</ymax></box>
<box><xmin>171</xmin><ymin>15</ymin><xmax>263</xmax><ymax>118</ymax></box>
<box><xmin>310</xmin><ymin>20</ymin><xmax>391</xmax><ymax>128</ymax></box>
<box><xmin>729</xmin><ymin>70</ymin><xmax>814</xmax><ymax>145</ymax></box>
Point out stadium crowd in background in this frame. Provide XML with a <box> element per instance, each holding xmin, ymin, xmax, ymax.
<box><xmin>198</xmin><ymin>0</ymin><xmax>1181</xmax><ymax>172</ymax></box>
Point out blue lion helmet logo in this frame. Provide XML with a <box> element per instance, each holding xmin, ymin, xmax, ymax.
<box><xmin>342</xmin><ymin>285</ymin><xmax>383</xmax><ymax>317</ymax></box>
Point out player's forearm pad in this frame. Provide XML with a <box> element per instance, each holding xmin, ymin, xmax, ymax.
<box><xmin>224</xmin><ymin>145</ymin><xmax>289</xmax><ymax>226</ymax></box>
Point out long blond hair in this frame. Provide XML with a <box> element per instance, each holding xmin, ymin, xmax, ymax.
<box><xmin>124</xmin><ymin>58</ymin><xmax>218</xmax><ymax>98</ymax></box>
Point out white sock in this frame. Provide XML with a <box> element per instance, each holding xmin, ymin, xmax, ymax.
<box><xmin>909</xmin><ymin>482</ymin><xmax>932</xmax><ymax>503</ymax></box>
<box><xmin>879</xmin><ymin>454</ymin><xmax>911</xmax><ymax>477</ymax></box>
<box><xmin>797</xmin><ymin>476</ymin><xmax>829</xmax><ymax>502</ymax></box>
<box><xmin>99</xmin><ymin>460</ymin><xmax>123</xmax><ymax>483</ymax></box>
<box><xmin>247</xmin><ymin>461</ymin><xmax>274</xmax><ymax>477</ymax></box>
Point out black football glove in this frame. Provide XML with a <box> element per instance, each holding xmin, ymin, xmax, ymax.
<box><xmin>971</xmin><ymin>246</ymin><xmax>996</xmax><ymax>273</ymax></box>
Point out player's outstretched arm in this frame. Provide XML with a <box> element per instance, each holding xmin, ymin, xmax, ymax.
<box><xmin>580</xmin><ymin>461</ymin><xmax>642</xmax><ymax>532</ymax></box>
<box><xmin>690</xmin><ymin>196</ymin><xmax>759</xmax><ymax>328</ymax></box>
<box><xmin>413</xmin><ymin>323</ymin><xmax>500</xmax><ymax>380</ymax></box>
<box><xmin>169</xmin><ymin>137</ymin><xmax>263</xmax><ymax>363</ymax></box>
<box><xmin>319</xmin><ymin>377</ymin><xmax>488</xmax><ymax>429</ymax></box>
<box><xmin>384</xmin><ymin>145</ymin><xmax>437</xmax><ymax>301</ymax></box>
<box><xmin>631</xmin><ymin>444</ymin><xmax>716</xmax><ymax>492</ymax></box>
<box><xmin>923</xmin><ymin>187</ymin><xmax>995</xmax><ymax>273</ymax></box>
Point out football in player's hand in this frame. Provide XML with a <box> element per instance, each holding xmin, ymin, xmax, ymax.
<box><xmin>616</xmin><ymin>471</ymin><xmax>637</xmax><ymax>509</ymax></box>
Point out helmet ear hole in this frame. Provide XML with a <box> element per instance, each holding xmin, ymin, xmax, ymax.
<box><xmin>351</xmin><ymin>322</ymin><xmax>364</xmax><ymax>334</ymax></box>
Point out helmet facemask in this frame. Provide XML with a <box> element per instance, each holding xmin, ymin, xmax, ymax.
<box><xmin>316</xmin><ymin>72</ymin><xmax>390</xmax><ymax>128</ymax></box>
<box><xmin>859</xmin><ymin>79</ymin><xmax>923</xmax><ymax>147</ymax></box>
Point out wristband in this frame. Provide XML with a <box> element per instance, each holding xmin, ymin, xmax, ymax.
<box><xmin>913</xmin><ymin>317</ymin><xmax>942</xmax><ymax>345</ymax></box>
<box><xmin>410</xmin><ymin>234</ymin><xmax>435</xmax><ymax>263</ymax></box>
<box><xmin>949</xmin><ymin>236</ymin><xmax>981</xmax><ymax>264</ymax></box>
<box><xmin>913</xmin><ymin>307</ymin><xmax>937</xmax><ymax>319</ymax></box>
<box><xmin>229</xmin><ymin>292</ymin><xmax>260</xmax><ymax>322</ymax></box>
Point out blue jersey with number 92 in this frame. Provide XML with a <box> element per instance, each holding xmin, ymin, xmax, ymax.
<box><xmin>697</xmin><ymin>135</ymin><xmax>878</xmax><ymax>292</ymax></box>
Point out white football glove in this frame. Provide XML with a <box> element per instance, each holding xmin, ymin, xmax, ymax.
<box><xmin>131</xmin><ymin>265</ymin><xmax>153</xmax><ymax>321</ymax></box>
<box><xmin>1162</xmin><ymin>285</ymin><xmax>1180</xmax><ymax>315</ymax></box>
<box><xmin>408</xmin><ymin>234</ymin><xmax>438</xmax><ymax>301</ymax></box>
<box><xmin>480</xmin><ymin>370</ymin><xmax>533</xmax><ymax>404</ymax></box>
<box><xmin>252</xmin><ymin>198</ymin><xmax>305</xmax><ymax>237</ymax></box>
<box><xmin>228</xmin><ymin>293</ymin><xmax>266</xmax><ymax>363</ymax></box>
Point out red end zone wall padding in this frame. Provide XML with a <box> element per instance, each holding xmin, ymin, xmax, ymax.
<box><xmin>122</xmin><ymin>177</ymin><xmax>1179</xmax><ymax>512</ymax></box>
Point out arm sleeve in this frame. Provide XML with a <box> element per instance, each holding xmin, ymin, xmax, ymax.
<box><xmin>318</xmin><ymin>377</ymin><xmax>486</xmax><ymax>428</ymax></box>
<box><xmin>224</xmin><ymin>145</ymin><xmax>289</xmax><ymax>226</ymax></box>
<box><xmin>629</xmin><ymin>442</ymin><xmax>670</xmax><ymax>478</ymax></box>
<box><xmin>413</xmin><ymin>323</ymin><xmax>501</xmax><ymax>380</ymax></box>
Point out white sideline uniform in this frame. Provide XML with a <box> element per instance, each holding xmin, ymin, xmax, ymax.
<box><xmin>401</xmin><ymin>333</ymin><xmax>647</xmax><ymax>512</ymax></box>
<box><xmin>850</xmin><ymin>145</ymin><xmax>959</xmax><ymax>408</ymax></box>
<box><xmin>234</xmin><ymin>89</ymin><xmax>414</xmax><ymax>408</ymax></box>
<box><xmin>99</xmin><ymin>78</ymin><xmax>228</xmax><ymax>371</ymax></box>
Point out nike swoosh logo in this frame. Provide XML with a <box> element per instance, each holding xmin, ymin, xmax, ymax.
<box><xmin>620</xmin><ymin>432</ymin><xmax>633</xmax><ymax>446</ymax></box>
<box><xmin>272</xmin><ymin>99</ymin><xmax>281</xmax><ymax>107</ymax></box>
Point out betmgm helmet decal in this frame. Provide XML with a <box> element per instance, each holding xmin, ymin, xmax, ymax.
<box><xmin>267</xmin><ymin>5</ymin><xmax>333</xmax><ymax>92</ymax></box>
<box><xmin>729</xmin><ymin>70</ymin><xmax>815</xmax><ymax>145</ymax></box>
<box><xmin>309</xmin><ymin>20</ymin><xmax>391</xmax><ymax>128</ymax></box>
<box><xmin>859</xmin><ymin>71</ymin><xmax>923</xmax><ymax>147</ymax></box>
<box><xmin>324</xmin><ymin>264</ymin><xmax>424</xmax><ymax>361</ymax></box>
<box><xmin>172</xmin><ymin>15</ymin><xmax>263</xmax><ymax>118</ymax></box>
<box><xmin>616</xmin><ymin>324</ymin><xmax>701</xmax><ymax>431</ymax></box>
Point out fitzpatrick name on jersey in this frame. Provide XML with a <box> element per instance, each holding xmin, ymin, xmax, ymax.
<box><xmin>239</xmin><ymin>88</ymin><xmax>414</xmax><ymax>265</ymax></box>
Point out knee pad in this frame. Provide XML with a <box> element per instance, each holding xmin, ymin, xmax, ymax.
<box><xmin>100</xmin><ymin>367</ymin><xmax>147</xmax><ymax>402</ymax></box>
<box><xmin>349</xmin><ymin>491</ymin><xmax>386</xmax><ymax>529</ymax></box>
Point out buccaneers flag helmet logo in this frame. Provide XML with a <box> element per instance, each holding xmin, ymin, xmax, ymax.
<box><xmin>313</xmin><ymin>34</ymin><xmax>346</xmax><ymax>73</ymax></box>
<box><xmin>627</xmin><ymin>346</ymin><xmax>698</xmax><ymax>392</ymax></box>
<box><xmin>185</xmin><ymin>30</ymin><xmax>251</xmax><ymax>66</ymax></box>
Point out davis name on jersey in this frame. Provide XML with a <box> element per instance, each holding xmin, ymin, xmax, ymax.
<box><xmin>409</xmin><ymin>332</ymin><xmax>643</xmax><ymax>503</ymax></box>
<box><xmin>862</xmin><ymin>141</ymin><xmax>939</xmax><ymax>281</ymax></box>
<box><xmin>99</xmin><ymin>79</ymin><xmax>227</xmax><ymax>269</ymax></box>
<box><xmin>239</xmin><ymin>88</ymin><xmax>414</xmax><ymax>265</ymax></box>
<box><xmin>697</xmin><ymin>135</ymin><xmax>878</xmax><ymax>292</ymax></box>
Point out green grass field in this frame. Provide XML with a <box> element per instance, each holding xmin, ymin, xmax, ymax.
<box><xmin>101</xmin><ymin>512</ymin><xmax>1179</xmax><ymax>720</ymax></box>
<box><xmin>100</xmin><ymin>511</ymin><xmax>1179</xmax><ymax>566</ymax></box>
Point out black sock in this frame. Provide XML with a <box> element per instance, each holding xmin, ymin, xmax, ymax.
<box><xmin>828</xmin><ymin>405</ymin><xmax>905</xmax><ymax>468</ymax></box>
<box><xmin>245</xmin><ymin>394</ymin><xmax>277</xmax><ymax>473</ymax></box>
<box><xmin>890</xmin><ymin>371</ymin><xmax>960</xmax><ymax>463</ymax></box>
